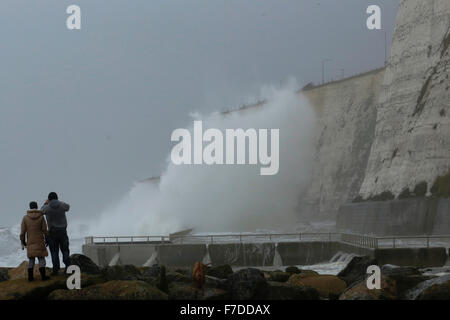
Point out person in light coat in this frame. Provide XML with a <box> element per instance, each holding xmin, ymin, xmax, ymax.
<box><xmin>20</xmin><ymin>201</ymin><xmax>50</xmax><ymax>281</ymax></box>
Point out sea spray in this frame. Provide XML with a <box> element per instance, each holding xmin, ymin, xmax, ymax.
<box><xmin>92</xmin><ymin>78</ymin><xmax>317</xmax><ymax>236</ymax></box>
<box><xmin>273</xmin><ymin>243</ymin><xmax>283</xmax><ymax>267</ymax></box>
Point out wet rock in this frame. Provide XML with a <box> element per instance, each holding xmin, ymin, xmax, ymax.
<box><xmin>0</xmin><ymin>268</ymin><xmax>10</xmax><ymax>283</ymax></box>
<box><xmin>381</xmin><ymin>264</ymin><xmax>421</xmax><ymax>277</ymax></box>
<box><xmin>205</xmin><ymin>275</ymin><xmax>228</xmax><ymax>290</ymax></box>
<box><xmin>206</xmin><ymin>265</ymin><xmax>233</xmax><ymax>279</ymax></box>
<box><xmin>168</xmin><ymin>282</ymin><xmax>199</xmax><ymax>300</ymax></box>
<box><xmin>69</xmin><ymin>254</ymin><xmax>101</xmax><ymax>275</ymax></box>
<box><xmin>299</xmin><ymin>270</ymin><xmax>319</xmax><ymax>277</ymax></box>
<box><xmin>168</xmin><ymin>281</ymin><xmax>230</xmax><ymax>300</ymax></box>
<box><xmin>381</xmin><ymin>265</ymin><xmax>434</xmax><ymax>297</ymax></box>
<box><xmin>102</xmin><ymin>265</ymin><xmax>143</xmax><ymax>281</ymax></box>
<box><xmin>140</xmin><ymin>265</ymin><xmax>161</xmax><ymax>278</ymax></box>
<box><xmin>227</xmin><ymin>268</ymin><xmax>268</xmax><ymax>300</ymax></box>
<box><xmin>286</xmin><ymin>271</ymin><xmax>319</xmax><ymax>285</ymax></box>
<box><xmin>0</xmin><ymin>275</ymin><xmax>67</xmax><ymax>300</ymax></box>
<box><xmin>339</xmin><ymin>275</ymin><xmax>397</xmax><ymax>300</ymax></box>
<box><xmin>285</xmin><ymin>266</ymin><xmax>301</xmax><ymax>274</ymax></box>
<box><xmin>337</xmin><ymin>256</ymin><xmax>377</xmax><ymax>286</ymax></box>
<box><xmin>157</xmin><ymin>265</ymin><xmax>168</xmax><ymax>293</ymax></box>
<box><xmin>48</xmin><ymin>280</ymin><xmax>168</xmax><ymax>300</ymax></box>
<box><xmin>204</xmin><ymin>287</ymin><xmax>230</xmax><ymax>300</ymax></box>
<box><xmin>265</xmin><ymin>281</ymin><xmax>319</xmax><ymax>300</ymax></box>
<box><xmin>166</xmin><ymin>272</ymin><xmax>191</xmax><ymax>284</ymax></box>
<box><xmin>267</xmin><ymin>271</ymin><xmax>291</xmax><ymax>282</ymax></box>
<box><xmin>404</xmin><ymin>274</ymin><xmax>450</xmax><ymax>300</ymax></box>
<box><xmin>173</xmin><ymin>268</ymin><xmax>190</xmax><ymax>276</ymax></box>
<box><xmin>288</xmin><ymin>274</ymin><xmax>347</xmax><ymax>299</ymax></box>
<box><xmin>415</xmin><ymin>281</ymin><xmax>450</xmax><ymax>300</ymax></box>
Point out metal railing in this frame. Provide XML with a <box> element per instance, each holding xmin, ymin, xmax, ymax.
<box><xmin>341</xmin><ymin>233</ymin><xmax>379</xmax><ymax>248</ymax></box>
<box><xmin>169</xmin><ymin>232</ymin><xmax>341</xmax><ymax>244</ymax></box>
<box><xmin>340</xmin><ymin>234</ymin><xmax>450</xmax><ymax>249</ymax></box>
<box><xmin>85</xmin><ymin>233</ymin><xmax>341</xmax><ymax>245</ymax></box>
<box><xmin>84</xmin><ymin>235</ymin><xmax>171</xmax><ymax>245</ymax></box>
<box><xmin>84</xmin><ymin>233</ymin><xmax>450</xmax><ymax>249</ymax></box>
<box><xmin>375</xmin><ymin>235</ymin><xmax>450</xmax><ymax>249</ymax></box>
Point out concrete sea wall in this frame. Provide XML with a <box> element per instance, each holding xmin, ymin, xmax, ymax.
<box><xmin>83</xmin><ymin>241</ymin><xmax>449</xmax><ymax>268</ymax></box>
<box><xmin>337</xmin><ymin>198</ymin><xmax>450</xmax><ymax>236</ymax></box>
<box><xmin>208</xmin><ymin>243</ymin><xmax>275</xmax><ymax>267</ymax></box>
<box><xmin>374</xmin><ymin>247</ymin><xmax>448</xmax><ymax>267</ymax></box>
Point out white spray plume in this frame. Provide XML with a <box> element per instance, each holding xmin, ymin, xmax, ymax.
<box><xmin>93</xmin><ymin>78</ymin><xmax>317</xmax><ymax>235</ymax></box>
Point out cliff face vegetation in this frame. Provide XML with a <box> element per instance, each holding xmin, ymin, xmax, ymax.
<box><xmin>431</xmin><ymin>171</ymin><xmax>450</xmax><ymax>198</ymax></box>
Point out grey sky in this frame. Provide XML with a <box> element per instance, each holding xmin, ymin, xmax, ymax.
<box><xmin>0</xmin><ymin>0</ymin><xmax>399</xmax><ymax>226</ymax></box>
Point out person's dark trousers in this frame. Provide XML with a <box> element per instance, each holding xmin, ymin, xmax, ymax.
<box><xmin>48</xmin><ymin>228</ymin><xmax>71</xmax><ymax>274</ymax></box>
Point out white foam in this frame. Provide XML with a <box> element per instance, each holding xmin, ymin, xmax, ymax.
<box><xmin>91</xmin><ymin>79</ymin><xmax>317</xmax><ymax>236</ymax></box>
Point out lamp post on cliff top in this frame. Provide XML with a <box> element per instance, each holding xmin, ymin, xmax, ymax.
<box><xmin>322</xmin><ymin>59</ymin><xmax>332</xmax><ymax>85</ymax></box>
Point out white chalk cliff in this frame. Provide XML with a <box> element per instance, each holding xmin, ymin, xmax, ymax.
<box><xmin>299</xmin><ymin>0</ymin><xmax>450</xmax><ymax>219</ymax></box>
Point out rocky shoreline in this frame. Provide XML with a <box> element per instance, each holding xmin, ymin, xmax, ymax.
<box><xmin>0</xmin><ymin>254</ymin><xmax>449</xmax><ymax>300</ymax></box>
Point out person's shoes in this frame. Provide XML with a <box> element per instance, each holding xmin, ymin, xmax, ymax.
<box><xmin>51</xmin><ymin>268</ymin><xmax>59</xmax><ymax>276</ymax></box>
<box><xmin>39</xmin><ymin>267</ymin><xmax>50</xmax><ymax>281</ymax></box>
<box><xmin>27</xmin><ymin>268</ymin><xmax>34</xmax><ymax>282</ymax></box>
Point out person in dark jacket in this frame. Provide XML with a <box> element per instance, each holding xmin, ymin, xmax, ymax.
<box><xmin>41</xmin><ymin>192</ymin><xmax>71</xmax><ymax>275</ymax></box>
<box><xmin>20</xmin><ymin>201</ymin><xmax>50</xmax><ymax>281</ymax></box>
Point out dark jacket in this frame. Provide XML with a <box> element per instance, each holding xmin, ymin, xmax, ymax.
<box><xmin>20</xmin><ymin>210</ymin><xmax>49</xmax><ymax>258</ymax></box>
<box><xmin>41</xmin><ymin>200</ymin><xmax>70</xmax><ymax>230</ymax></box>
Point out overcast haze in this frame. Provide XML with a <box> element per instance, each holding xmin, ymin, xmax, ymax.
<box><xmin>0</xmin><ymin>0</ymin><xmax>399</xmax><ymax>226</ymax></box>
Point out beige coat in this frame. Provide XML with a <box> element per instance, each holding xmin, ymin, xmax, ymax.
<box><xmin>20</xmin><ymin>210</ymin><xmax>49</xmax><ymax>258</ymax></box>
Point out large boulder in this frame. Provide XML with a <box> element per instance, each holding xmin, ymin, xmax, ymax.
<box><xmin>381</xmin><ymin>265</ymin><xmax>434</xmax><ymax>297</ymax></box>
<box><xmin>227</xmin><ymin>268</ymin><xmax>268</xmax><ymax>300</ymax></box>
<box><xmin>0</xmin><ymin>268</ymin><xmax>10</xmax><ymax>283</ymax></box>
<box><xmin>48</xmin><ymin>280</ymin><xmax>168</xmax><ymax>300</ymax></box>
<box><xmin>381</xmin><ymin>265</ymin><xmax>421</xmax><ymax>277</ymax></box>
<box><xmin>204</xmin><ymin>288</ymin><xmax>230</xmax><ymax>300</ymax></box>
<box><xmin>156</xmin><ymin>265</ymin><xmax>168</xmax><ymax>293</ymax></box>
<box><xmin>206</xmin><ymin>265</ymin><xmax>233</xmax><ymax>279</ymax></box>
<box><xmin>166</xmin><ymin>272</ymin><xmax>191</xmax><ymax>284</ymax></box>
<box><xmin>288</xmin><ymin>274</ymin><xmax>347</xmax><ymax>299</ymax></box>
<box><xmin>285</xmin><ymin>266</ymin><xmax>301</xmax><ymax>274</ymax></box>
<box><xmin>168</xmin><ymin>282</ymin><xmax>229</xmax><ymax>300</ymax></box>
<box><xmin>69</xmin><ymin>254</ymin><xmax>101</xmax><ymax>275</ymax></box>
<box><xmin>205</xmin><ymin>275</ymin><xmax>228</xmax><ymax>290</ymax></box>
<box><xmin>140</xmin><ymin>265</ymin><xmax>161</xmax><ymax>278</ymax></box>
<box><xmin>173</xmin><ymin>268</ymin><xmax>191</xmax><ymax>276</ymax></box>
<box><xmin>299</xmin><ymin>270</ymin><xmax>319</xmax><ymax>277</ymax></box>
<box><xmin>267</xmin><ymin>271</ymin><xmax>291</xmax><ymax>282</ymax></box>
<box><xmin>285</xmin><ymin>271</ymin><xmax>317</xmax><ymax>283</ymax></box>
<box><xmin>403</xmin><ymin>274</ymin><xmax>450</xmax><ymax>300</ymax></box>
<box><xmin>285</xmin><ymin>270</ymin><xmax>319</xmax><ymax>284</ymax></box>
<box><xmin>102</xmin><ymin>265</ymin><xmax>143</xmax><ymax>281</ymax></box>
<box><xmin>337</xmin><ymin>256</ymin><xmax>377</xmax><ymax>286</ymax></box>
<box><xmin>339</xmin><ymin>275</ymin><xmax>397</xmax><ymax>300</ymax></box>
<box><xmin>138</xmin><ymin>265</ymin><xmax>162</xmax><ymax>287</ymax></box>
<box><xmin>0</xmin><ymin>275</ymin><xmax>67</xmax><ymax>300</ymax></box>
<box><xmin>168</xmin><ymin>282</ymin><xmax>199</xmax><ymax>300</ymax></box>
<box><xmin>265</xmin><ymin>281</ymin><xmax>319</xmax><ymax>300</ymax></box>
<box><xmin>415</xmin><ymin>281</ymin><xmax>450</xmax><ymax>300</ymax></box>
